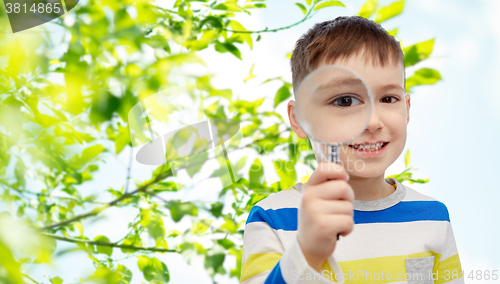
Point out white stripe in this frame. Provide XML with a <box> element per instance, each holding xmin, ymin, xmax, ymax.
<box><xmin>281</xmin><ymin>235</ymin><xmax>344</xmax><ymax>284</ymax></box>
<box><xmin>403</xmin><ymin>186</ymin><xmax>438</xmax><ymax>201</ymax></box>
<box><xmin>239</xmin><ymin>269</ymin><xmax>271</xmax><ymax>284</ymax></box>
<box><xmin>255</xmin><ymin>189</ymin><xmax>301</xmax><ymax>210</ymax></box>
<box><xmin>333</xmin><ymin>221</ymin><xmax>455</xmax><ymax>261</ymax></box>
<box><xmin>241</xmin><ymin>222</ymin><xmax>284</xmax><ymax>263</ymax></box>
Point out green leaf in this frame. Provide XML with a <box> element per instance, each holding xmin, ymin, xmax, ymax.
<box><xmin>273</xmin><ymin>159</ymin><xmax>297</xmax><ymax>189</ymax></box>
<box><xmin>137</xmin><ymin>256</ymin><xmax>170</xmax><ymax>282</ymax></box>
<box><xmin>235</xmin><ymin>156</ymin><xmax>247</xmax><ymax>172</ymax></box>
<box><xmin>229</xmin><ymin>21</ymin><xmax>253</xmax><ymax>49</ymax></box>
<box><xmin>74</xmin><ymin>222</ymin><xmax>84</xmax><ymax>237</ymax></box>
<box><xmin>121</xmin><ymin>235</ymin><xmax>142</xmax><ymax>253</ymax></box>
<box><xmin>79</xmin><ymin>145</ymin><xmax>106</xmax><ymax>165</ymax></box>
<box><xmin>408</xmin><ymin>178</ymin><xmax>429</xmax><ymax>184</ymax></box>
<box><xmin>244</xmin><ymin>63</ymin><xmax>256</xmax><ymax>83</ymax></box>
<box><xmin>403</xmin><ymin>39</ymin><xmax>435</xmax><ymax>67</ymax></box>
<box><xmin>387</xmin><ymin>28</ymin><xmax>398</xmax><ymax>37</ymax></box>
<box><xmin>94</xmin><ymin>235</ymin><xmax>113</xmax><ymax>256</ymax></box>
<box><xmin>151</xmin><ymin>181</ymin><xmax>178</xmax><ymax>192</ymax></box>
<box><xmin>169</xmin><ymin>201</ymin><xmax>198</xmax><ymax>222</ymax></box>
<box><xmin>217</xmin><ymin>238</ymin><xmax>235</xmax><ymax>249</ymax></box>
<box><xmin>306</xmin><ymin>0</ymin><xmax>312</xmax><ymax>6</ymax></box>
<box><xmin>274</xmin><ymin>84</ymin><xmax>291</xmax><ymax>108</ymax></box>
<box><xmin>374</xmin><ymin>0</ymin><xmax>404</xmax><ymax>23</ymax></box>
<box><xmin>166</xmin><ymin>230</ymin><xmax>182</xmax><ymax>238</ymax></box>
<box><xmin>357</xmin><ymin>0</ymin><xmax>378</xmax><ymax>18</ymax></box>
<box><xmin>191</xmin><ymin>219</ymin><xmax>212</xmax><ymax>235</ymax></box>
<box><xmin>213</xmin><ymin>3</ymin><xmax>243</xmax><ymax>12</ymax></box>
<box><xmin>115</xmin><ymin>264</ymin><xmax>133</xmax><ymax>283</ymax></box>
<box><xmin>295</xmin><ymin>2</ymin><xmax>307</xmax><ymax>14</ymax></box>
<box><xmin>50</xmin><ymin>277</ymin><xmax>63</xmax><ymax>284</ymax></box>
<box><xmin>114</xmin><ymin>125</ymin><xmax>131</xmax><ymax>154</ymax></box>
<box><xmin>222</xmin><ymin>42</ymin><xmax>242</xmax><ymax>60</ymax></box>
<box><xmin>205</xmin><ymin>253</ymin><xmax>225</xmax><ymax>276</ymax></box>
<box><xmin>249</xmin><ymin>159</ymin><xmax>264</xmax><ymax>187</ymax></box>
<box><xmin>209</xmin><ymin>202</ymin><xmax>224</xmax><ymax>218</ymax></box>
<box><xmin>198</xmin><ymin>16</ymin><xmax>223</xmax><ymax>32</ymax></box>
<box><xmin>14</xmin><ymin>159</ymin><xmax>26</xmax><ymax>187</ymax></box>
<box><xmin>404</xmin><ymin>149</ymin><xmax>410</xmax><ymax>168</ymax></box>
<box><xmin>137</xmin><ymin>255</ymin><xmax>150</xmax><ymax>272</ymax></box>
<box><xmin>219</xmin><ymin>216</ymin><xmax>237</xmax><ymax>234</ymax></box>
<box><xmin>313</xmin><ymin>1</ymin><xmax>345</xmax><ymax>11</ymax></box>
<box><xmin>406</xmin><ymin>68</ymin><xmax>442</xmax><ymax>92</ymax></box>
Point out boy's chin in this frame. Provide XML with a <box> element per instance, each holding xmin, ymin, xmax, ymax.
<box><xmin>345</xmin><ymin>166</ymin><xmax>386</xmax><ymax>179</ymax></box>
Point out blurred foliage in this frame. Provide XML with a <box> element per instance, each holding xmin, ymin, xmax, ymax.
<box><xmin>0</xmin><ymin>0</ymin><xmax>435</xmax><ymax>283</ymax></box>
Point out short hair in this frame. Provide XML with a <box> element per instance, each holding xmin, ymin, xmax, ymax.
<box><xmin>290</xmin><ymin>16</ymin><xmax>405</xmax><ymax>95</ymax></box>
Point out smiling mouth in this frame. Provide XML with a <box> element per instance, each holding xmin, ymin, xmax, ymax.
<box><xmin>348</xmin><ymin>142</ymin><xmax>389</xmax><ymax>151</ymax></box>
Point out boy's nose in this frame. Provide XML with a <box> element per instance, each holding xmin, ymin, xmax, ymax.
<box><xmin>365</xmin><ymin>109</ymin><xmax>384</xmax><ymax>133</ymax></box>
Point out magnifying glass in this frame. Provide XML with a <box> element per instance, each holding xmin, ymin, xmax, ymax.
<box><xmin>294</xmin><ymin>64</ymin><xmax>374</xmax><ymax>240</ymax></box>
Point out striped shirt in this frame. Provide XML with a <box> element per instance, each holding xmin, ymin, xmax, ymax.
<box><xmin>240</xmin><ymin>178</ymin><xmax>464</xmax><ymax>284</ymax></box>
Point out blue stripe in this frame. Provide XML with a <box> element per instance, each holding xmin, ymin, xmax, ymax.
<box><xmin>264</xmin><ymin>260</ymin><xmax>286</xmax><ymax>284</ymax></box>
<box><xmin>246</xmin><ymin>201</ymin><xmax>449</xmax><ymax>230</ymax></box>
<box><xmin>246</xmin><ymin>207</ymin><xmax>297</xmax><ymax>231</ymax></box>
<box><xmin>354</xmin><ymin>201</ymin><xmax>450</xmax><ymax>224</ymax></box>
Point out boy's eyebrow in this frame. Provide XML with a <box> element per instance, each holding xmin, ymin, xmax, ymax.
<box><xmin>379</xmin><ymin>84</ymin><xmax>404</xmax><ymax>92</ymax></box>
<box><xmin>315</xmin><ymin>77</ymin><xmax>364</xmax><ymax>93</ymax></box>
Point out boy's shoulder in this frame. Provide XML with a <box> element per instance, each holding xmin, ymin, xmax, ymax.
<box><xmin>402</xmin><ymin>183</ymin><xmax>439</xmax><ymax>202</ymax></box>
<box><xmin>400</xmin><ymin>182</ymin><xmax>452</xmax><ymax>220</ymax></box>
<box><xmin>252</xmin><ymin>184</ymin><xmax>303</xmax><ymax>211</ymax></box>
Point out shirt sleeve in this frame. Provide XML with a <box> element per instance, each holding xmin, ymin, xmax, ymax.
<box><xmin>240</xmin><ymin>205</ymin><xmax>345</xmax><ymax>284</ymax></box>
<box><xmin>434</xmin><ymin>204</ymin><xmax>464</xmax><ymax>284</ymax></box>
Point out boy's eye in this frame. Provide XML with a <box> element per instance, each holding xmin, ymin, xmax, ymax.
<box><xmin>330</xmin><ymin>95</ymin><xmax>362</xmax><ymax>107</ymax></box>
<box><xmin>380</xmin><ymin>96</ymin><xmax>398</xmax><ymax>103</ymax></box>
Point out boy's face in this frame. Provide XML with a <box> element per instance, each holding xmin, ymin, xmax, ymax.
<box><xmin>288</xmin><ymin>51</ymin><xmax>411</xmax><ymax>178</ymax></box>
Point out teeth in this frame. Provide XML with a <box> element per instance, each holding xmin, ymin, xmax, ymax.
<box><xmin>352</xmin><ymin>142</ymin><xmax>385</xmax><ymax>151</ymax></box>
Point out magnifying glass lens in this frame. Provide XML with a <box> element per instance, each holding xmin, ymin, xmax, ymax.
<box><xmin>294</xmin><ymin>65</ymin><xmax>373</xmax><ymax>161</ymax></box>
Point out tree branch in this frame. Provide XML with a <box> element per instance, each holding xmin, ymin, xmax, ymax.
<box><xmin>41</xmin><ymin>232</ymin><xmax>178</xmax><ymax>253</ymax></box>
<box><xmin>221</xmin><ymin>4</ymin><xmax>318</xmax><ymax>34</ymax></box>
<box><xmin>41</xmin><ymin>171</ymin><xmax>172</xmax><ymax>230</ymax></box>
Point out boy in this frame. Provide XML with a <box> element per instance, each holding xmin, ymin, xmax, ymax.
<box><xmin>240</xmin><ymin>16</ymin><xmax>464</xmax><ymax>284</ymax></box>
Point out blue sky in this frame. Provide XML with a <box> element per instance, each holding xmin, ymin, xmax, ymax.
<box><xmin>3</xmin><ymin>0</ymin><xmax>499</xmax><ymax>283</ymax></box>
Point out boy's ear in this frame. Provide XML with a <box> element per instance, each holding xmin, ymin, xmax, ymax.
<box><xmin>287</xmin><ymin>100</ymin><xmax>308</xmax><ymax>139</ymax></box>
<box><xmin>405</xmin><ymin>94</ymin><xmax>411</xmax><ymax>124</ymax></box>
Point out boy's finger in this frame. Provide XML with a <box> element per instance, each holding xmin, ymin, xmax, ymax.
<box><xmin>312</xmin><ymin>180</ymin><xmax>355</xmax><ymax>202</ymax></box>
<box><xmin>311</xmin><ymin>199</ymin><xmax>354</xmax><ymax>215</ymax></box>
<box><xmin>307</xmin><ymin>161</ymin><xmax>349</xmax><ymax>186</ymax></box>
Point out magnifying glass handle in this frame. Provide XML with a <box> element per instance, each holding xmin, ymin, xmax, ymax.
<box><xmin>330</xmin><ymin>145</ymin><xmax>340</xmax><ymax>164</ymax></box>
<box><xmin>330</xmin><ymin>145</ymin><xmax>341</xmax><ymax>241</ymax></box>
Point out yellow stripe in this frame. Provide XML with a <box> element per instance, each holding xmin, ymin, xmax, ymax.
<box><xmin>320</xmin><ymin>252</ymin><xmax>462</xmax><ymax>284</ymax></box>
<box><xmin>241</xmin><ymin>251</ymin><xmax>462</xmax><ymax>283</ymax></box>
<box><xmin>435</xmin><ymin>254</ymin><xmax>463</xmax><ymax>284</ymax></box>
<box><xmin>240</xmin><ymin>253</ymin><xmax>282</xmax><ymax>282</ymax></box>
<box><xmin>321</xmin><ymin>251</ymin><xmax>437</xmax><ymax>284</ymax></box>
<box><xmin>321</xmin><ymin>260</ymin><xmax>339</xmax><ymax>282</ymax></box>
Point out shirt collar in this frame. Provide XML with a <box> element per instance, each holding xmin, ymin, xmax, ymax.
<box><xmin>292</xmin><ymin>177</ymin><xmax>406</xmax><ymax>211</ymax></box>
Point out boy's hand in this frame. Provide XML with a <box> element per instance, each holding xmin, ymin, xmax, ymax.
<box><xmin>297</xmin><ymin>161</ymin><xmax>355</xmax><ymax>272</ymax></box>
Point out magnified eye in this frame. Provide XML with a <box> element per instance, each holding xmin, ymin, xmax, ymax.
<box><xmin>330</xmin><ymin>95</ymin><xmax>362</xmax><ymax>107</ymax></box>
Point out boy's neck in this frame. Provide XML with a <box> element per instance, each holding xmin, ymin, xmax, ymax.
<box><xmin>348</xmin><ymin>173</ymin><xmax>396</xmax><ymax>201</ymax></box>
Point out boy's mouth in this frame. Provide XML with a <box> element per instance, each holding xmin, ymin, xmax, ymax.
<box><xmin>348</xmin><ymin>141</ymin><xmax>389</xmax><ymax>151</ymax></box>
